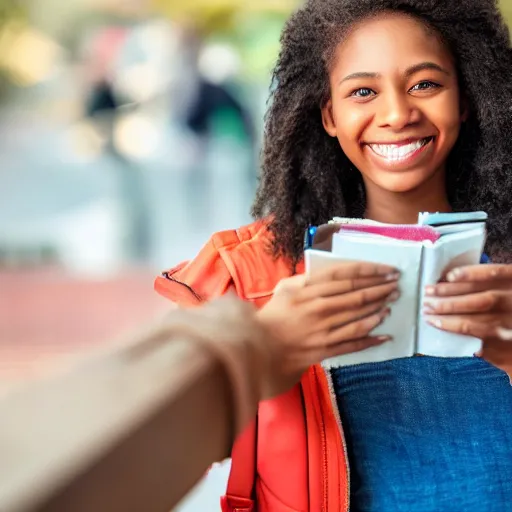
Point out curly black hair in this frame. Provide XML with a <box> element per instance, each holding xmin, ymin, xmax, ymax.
<box><xmin>252</xmin><ymin>0</ymin><xmax>512</xmax><ymax>265</ymax></box>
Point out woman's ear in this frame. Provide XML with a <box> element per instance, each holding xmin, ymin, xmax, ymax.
<box><xmin>321</xmin><ymin>99</ymin><xmax>337</xmax><ymax>137</ymax></box>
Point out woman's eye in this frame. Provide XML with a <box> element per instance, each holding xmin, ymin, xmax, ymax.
<box><xmin>351</xmin><ymin>88</ymin><xmax>375</xmax><ymax>98</ymax></box>
<box><xmin>410</xmin><ymin>81</ymin><xmax>440</xmax><ymax>92</ymax></box>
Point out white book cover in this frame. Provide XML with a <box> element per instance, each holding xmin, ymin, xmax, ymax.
<box><xmin>305</xmin><ymin>215</ymin><xmax>487</xmax><ymax>368</ymax></box>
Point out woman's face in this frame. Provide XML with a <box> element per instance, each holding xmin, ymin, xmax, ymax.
<box><xmin>322</xmin><ymin>13</ymin><xmax>465</xmax><ymax>195</ymax></box>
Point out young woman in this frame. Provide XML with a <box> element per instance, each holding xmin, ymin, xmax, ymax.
<box><xmin>156</xmin><ymin>0</ymin><xmax>512</xmax><ymax>510</ymax></box>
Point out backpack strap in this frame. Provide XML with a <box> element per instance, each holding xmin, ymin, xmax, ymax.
<box><xmin>220</xmin><ymin>418</ymin><xmax>257</xmax><ymax>512</ymax></box>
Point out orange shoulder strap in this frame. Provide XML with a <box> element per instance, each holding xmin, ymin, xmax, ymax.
<box><xmin>222</xmin><ymin>258</ymin><xmax>306</xmax><ymax>512</ymax></box>
<box><xmin>221</xmin><ymin>420</ymin><xmax>258</xmax><ymax>512</ymax></box>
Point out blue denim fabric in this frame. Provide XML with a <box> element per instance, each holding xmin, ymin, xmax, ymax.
<box><xmin>331</xmin><ymin>357</ymin><xmax>512</xmax><ymax>512</ymax></box>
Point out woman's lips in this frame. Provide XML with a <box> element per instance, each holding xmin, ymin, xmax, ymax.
<box><xmin>364</xmin><ymin>136</ymin><xmax>435</xmax><ymax>169</ymax></box>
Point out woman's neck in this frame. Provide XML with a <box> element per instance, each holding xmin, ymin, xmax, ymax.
<box><xmin>364</xmin><ymin>176</ymin><xmax>452</xmax><ymax>225</ymax></box>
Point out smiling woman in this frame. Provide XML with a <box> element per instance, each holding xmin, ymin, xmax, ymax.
<box><xmin>155</xmin><ymin>1</ymin><xmax>512</xmax><ymax>511</ymax></box>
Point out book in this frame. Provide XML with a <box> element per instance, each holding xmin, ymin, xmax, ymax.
<box><xmin>305</xmin><ymin>212</ymin><xmax>488</xmax><ymax>368</ymax></box>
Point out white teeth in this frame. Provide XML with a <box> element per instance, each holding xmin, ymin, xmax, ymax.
<box><xmin>369</xmin><ymin>138</ymin><xmax>430</xmax><ymax>161</ymax></box>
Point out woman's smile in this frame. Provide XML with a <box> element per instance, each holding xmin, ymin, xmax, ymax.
<box><xmin>363</xmin><ymin>136</ymin><xmax>435</xmax><ymax>171</ymax></box>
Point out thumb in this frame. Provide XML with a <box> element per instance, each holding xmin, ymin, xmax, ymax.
<box><xmin>312</xmin><ymin>223</ymin><xmax>341</xmax><ymax>252</ymax></box>
<box><xmin>274</xmin><ymin>274</ymin><xmax>307</xmax><ymax>294</ymax></box>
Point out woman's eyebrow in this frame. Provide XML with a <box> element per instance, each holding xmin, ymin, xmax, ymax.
<box><xmin>339</xmin><ymin>71</ymin><xmax>380</xmax><ymax>85</ymax></box>
<box><xmin>339</xmin><ymin>62</ymin><xmax>450</xmax><ymax>85</ymax></box>
<box><xmin>405</xmin><ymin>61</ymin><xmax>450</xmax><ymax>77</ymax></box>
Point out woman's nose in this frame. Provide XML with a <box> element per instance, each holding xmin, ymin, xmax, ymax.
<box><xmin>376</xmin><ymin>91</ymin><xmax>420</xmax><ymax>130</ymax></box>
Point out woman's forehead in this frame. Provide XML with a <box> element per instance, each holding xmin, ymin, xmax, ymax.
<box><xmin>332</xmin><ymin>13</ymin><xmax>453</xmax><ymax>76</ymax></box>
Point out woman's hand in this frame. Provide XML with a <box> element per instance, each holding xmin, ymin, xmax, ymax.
<box><xmin>256</xmin><ymin>261</ymin><xmax>399</xmax><ymax>398</ymax></box>
<box><xmin>423</xmin><ymin>264</ymin><xmax>512</xmax><ymax>372</ymax></box>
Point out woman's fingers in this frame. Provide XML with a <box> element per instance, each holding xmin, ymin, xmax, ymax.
<box><xmin>297</xmin><ymin>275</ymin><xmax>399</xmax><ymax>302</ymax></box>
<box><xmin>264</xmin><ymin>261</ymin><xmax>400</xmax><ymax>374</ymax></box>
<box><xmin>428</xmin><ymin>280</ymin><xmax>511</xmax><ymax>297</ymax></box>
<box><xmin>324</xmin><ymin>307</ymin><xmax>391</xmax><ymax>345</ymax></box>
<box><xmin>306</xmin><ymin>261</ymin><xmax>399</xmax><ymax>286</ymax></box>
<box><xmin>427</xmin><ymin>281</ymin><xmax>493</xmax><ymax>297</ymax></box>
<box><xmin>303</xmin><ymin>282</ymin><xmax>399</xmax><ymax>318</ymax></box>
<box><xmin>426</xmin><ymin>314</ymin><xmax>512</xmax><ymax>341</ymax></box>
<box><xmin>427</xmin><ymin>265</ymin><xmax>512</xmax><ymax>297</ymax></box>
<box><xmin>275</xmin><ymin>261</ymin><xmax>399</xmax><ymax>297</ymax></box>
<box><xmin>424</xmin><ymin>291</ymin><xmax>500</xmax><ymax>315</ymax></box>
<box><xmin>303</xmin><ymin>307</ymin><xmax>389</xmax><ymax>348</ymax></box>
<box><xmin>446</xmin><ymin>264</ymin><xmax>512</xmax><ymax>283</ymax></box>
<box><xmin>308</xmin><ymin>335</ymin><xmax>391</xmax><ymax>363</ymax></box>
<box><xmin>315</xmin><ymin>293</ymin><xmax>395</xmax><ymax>332</ymax></box>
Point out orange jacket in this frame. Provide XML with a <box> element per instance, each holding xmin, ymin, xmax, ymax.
<box><xmin>155</xmin><ymin>220</ymin><xmax>349</xmax><ymax>512</ymax></box>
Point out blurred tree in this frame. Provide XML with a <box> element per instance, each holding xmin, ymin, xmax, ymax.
<box><xmin>0</xmin><ymin>0</ymin><xmax>24</xmax><ymax>24</ymax></box>
<box><xmin>153</xmin><ymin>0</ymin><xmax>512</xmax><ymax>36</ymax></box>
<box><xmin>152</xmin><ymin>0</ymin><xmax>299</xmax><ymax>35</ymax></box>
<box><xmin>0</xmin><ymin>0</ymin><xmax>27</xmax><ymax>94</ymax></box>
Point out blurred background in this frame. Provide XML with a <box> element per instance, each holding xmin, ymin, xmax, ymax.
<box><xmin>0</xmin><ymin>0</ymin><xmax>302</xmax><ymax>382</ymax></box>
<box><xmin>0</xmin><ymin>0</ymin><xmax>510</xmax><ymax>509</ymax></box>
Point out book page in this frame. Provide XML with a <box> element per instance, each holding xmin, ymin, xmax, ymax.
<box><xmin>434</xmin><ymin>222</ymin><xmax>486</xmax><ymax>236</ymax></box>
<box><xmin>417</xmin><ymin>226</ymin><xmax>486</xmax><ymax>357</ymax></box>
<box><xmin>306</xmin><ymin>233</ymin><xmax>423</xmax><ymax>368</ymax></box>
<box><xmin>418</xmin><ymin>211</ymin><xmax>488</xmax><ymax>226</ymax></box>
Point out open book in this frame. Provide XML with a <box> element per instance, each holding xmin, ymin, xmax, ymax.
<box><xmin>305</xmin><ymin>212</ymin><xmax>488</xmax><ymax>368</ymax></box>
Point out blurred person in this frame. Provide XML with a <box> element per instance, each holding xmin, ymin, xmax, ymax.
<box><xmin>155</xmin><ymin>1</ymin><xmax>512</xmax><ymax>511</ymax></box>
<box><xmin>84</xmin><ymin>27</ymin><xmax>128</xmax><ymax>118</ymax></box>
<box><xmin>81</xmin><ymin>26</ymin><xmax>151</xmax><ymax>263</ymax></box>
<box><xmin>178</xmin><ymin>28</ymin><xmax>258</xmax><ymax>189</ymax></box>
<box><xmin>186</xmin><ymin>76</ymin><xmax>256</xmax><ymax>158</ymax></box>
<box><xmin>86</xmin><ymin>79</ymin><xmax>119</xmax><ymax>118</ymax></box>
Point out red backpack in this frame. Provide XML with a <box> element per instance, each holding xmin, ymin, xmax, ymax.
<box><xmin>155</xmin><ymin>221</ymin><xmax>350</xmax><ymax>511</ymax></box>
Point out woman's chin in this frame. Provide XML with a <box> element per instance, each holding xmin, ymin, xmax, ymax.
<box><xmin>369</xmin><ymin>169</ymin><xmax>441</xmax><ymax>195</ymax></box>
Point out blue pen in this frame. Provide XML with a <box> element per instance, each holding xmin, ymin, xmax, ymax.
<box><xmin>304</xmin><ymin>226</ymin><xmax>318</xmax><ymax>250</ymax></box>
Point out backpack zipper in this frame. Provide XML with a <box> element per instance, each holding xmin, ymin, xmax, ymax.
<box><xmin>314</xmin><ymin>365</ymin><xmax>350</xmax><ymax>512</ymax></box>
<box><xmin>320</xmin><ymin>406</ymin><xmax>328</xmax><ymax>512</ymax></box>
<box><xmin>159</xmin><ymin>272</ymin><xmax>203</xmax><ymax>304</ymax></box>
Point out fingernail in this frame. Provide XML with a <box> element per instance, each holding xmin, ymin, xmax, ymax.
<box><xmin>423</xmin><ymin>300</ymin><xmax>435</xmax><ymax>313</ymax></box>
<box><xmin>497</xmin><ymin>327</ymin><xmax>512</xmax><ymax>341</ymax></box>
<box><xmin>425</xmin><ymin>286</ymin><xmax>436</xmax><ymax>297</ymax></box>
<box><xmin>386</xmin><ymin>272</ymin><xmax>400</xmax><ymax>281</ymax></box>
<box><xmin>427</xmin><ymin>318</ymin><xmax>443</xmax><ymax>328</ymax></box>
<box><xmin>382</xmin><ymin>307</ymin><xmax>391</xmax><ymax>318</ymax></box>
<box><xmin>447</xmin><ymin>269</ymin><xmax>463</xmax><ymax>282</ymax></box>
<box><xmin>387</xmin><ymin>291</ymin><xmax>400</xmax><ymax>303</ymax></box>
<box><xmin>376</xmin><ymin>335</ymin><xmax>392</xmax><ymax>343</ymax></box>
